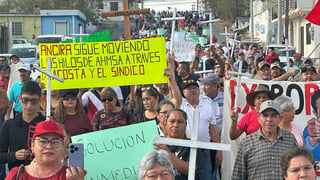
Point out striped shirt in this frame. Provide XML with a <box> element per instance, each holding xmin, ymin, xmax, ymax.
<box><xmin>232</xmin><ymin>127</ymin><xmax>298</xmax><ymax>180</ymax></box>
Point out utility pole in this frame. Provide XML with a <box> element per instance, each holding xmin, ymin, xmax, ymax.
<box><xmin>285</xmin><ymin>0</ymin><xmax>289</xmax><ymax>41</ymax></box>
<box><xmin>277</xmin><ymin>0</ymin><xmax>282</xmax><ymax>44</ymax></box>
<box><xmin>250</xmin><ymin>0</ymin><xmax>254</xmax><ymax>41</ymax></box>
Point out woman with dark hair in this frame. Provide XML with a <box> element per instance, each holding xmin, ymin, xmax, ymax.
<box><xmin>157</xmin><ymin>100</ymin><xmax>175</xmax><ymax>136</ymax></box>
<box><xmin>92</xmin><ymin>87</ymin><xmax>134</xmax><ymax>130</ymax></box>
<box><xmin>53</xmin><ymin>89</ymin><xmax>92</xmax><ymax>136</ymax></box>
<box><xmin>139</xmin><ymin>87</ymin><xmax>160</xmax><ymax>122</ymax></box>
<box><xmin>280</xmin><ymin>147</ymin><xmax>316</xmax><ymax>180</ymax></box>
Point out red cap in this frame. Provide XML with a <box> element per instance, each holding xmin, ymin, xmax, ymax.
<box><xmin>33</xmin><ymin>121</ymin><xmax>65</xmax><ymax>139</ymax></box>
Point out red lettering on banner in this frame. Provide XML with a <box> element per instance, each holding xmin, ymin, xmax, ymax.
<box><xmin>229</xmin><ymin>80</ymin><xmax>240</xmax><ymax>112</ymax></box>
<box><xmin>97</xmin><ymin>68</ymin><xmax>107</xmax><ymax>78</ymax></box>
<box><xmin>315</xmin><ymin>161</ymin><xmax>320</xmax><ymax>176</ymax></box>
<box><xmin>305</xmin><ymin>83</ymin><xmax>319</xmax><ymax>115</ymax></box>
<box><xmin>241</xmin><ymin>83</ymin><xmax>257</xmax><ymax>114</ymax></box>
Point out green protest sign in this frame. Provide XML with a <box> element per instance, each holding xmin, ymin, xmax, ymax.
<box><xmin>151</xmin><ymin>30</ymin><xmax>156</xmax><ymax>36</ymax></box>
<box><xmin>157</xmin><ymin>28</ymin><xmax>164</xmax><ymax>36</ymax></box>
<box><xmin>199</xmin><ymin>37</ymin><xmax>207</xmax><ymax>46</ymax></box>
<box><xmin>186</xmin><ymin>35</ymin><xmax>199</xmax><ymax>44</ymax></box>
<box><xmin>62</xmin><ymin>30</ymin><xmax>111</xmax><ymax>43</ymax></box>
<box><xmin>203</xmin><ymin>29</ymin><xmax>210</xmax><ymax>36</ymax></box>
<box><xmin>71</xmin><ymin>121</ymin><xmax>158</xmax><ymax>180</ymax></box>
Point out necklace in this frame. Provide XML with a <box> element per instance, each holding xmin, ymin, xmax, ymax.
<box><xmin>35</xmin><ymin>162</ymin><xmax>62</xmax><ymax>180</ymax></box>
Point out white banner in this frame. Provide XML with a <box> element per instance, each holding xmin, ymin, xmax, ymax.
<box><xmin>221</xmin><ymin>78</ymin><xmax>320</xmax><ymax>179</ymax></box>
<box><xmin>165</xmin><ymin>41</ymin><xmax>196</xmax><ymax>62</ymax></box>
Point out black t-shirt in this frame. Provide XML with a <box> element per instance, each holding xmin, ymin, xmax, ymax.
<box><xmin>168</xmin><ymin>138</ymin><xmax>201</xmax><ymax>180</ymax></box>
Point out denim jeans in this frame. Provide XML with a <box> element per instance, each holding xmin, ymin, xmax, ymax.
<box><xmin>199</xmin><ymin>149</ymin><xmax>213</xmax><ymax>179</ymax></box>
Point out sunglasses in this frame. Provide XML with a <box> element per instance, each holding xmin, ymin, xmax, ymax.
<box><xmin>101</xmin><ymin>97</ymin><xmax>113</xmax><ymax>102</ymax></box>
<box><xmin>62</xmin><ymin>96</ymin><xmax>77</xmax><ymax>101</ymax></box>
<box><xmin>21</xmin><ymin>97</ymin><xmax>40</xmax><ymax>105</ymax></box>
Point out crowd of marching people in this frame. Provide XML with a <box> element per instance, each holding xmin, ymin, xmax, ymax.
<box><xmin>0</xmin><ymin>9</ymin><xmax>319</xmax><ymax>180</ymax></box>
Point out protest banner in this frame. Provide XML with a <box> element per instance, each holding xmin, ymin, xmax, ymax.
<box><xmin>62</xmin><ymin>30</ymin><xmax>111</xmax><ymax>43</ymax></box>
<box><xmin>72</xmin><ymin>121</ymin><xmax>159</xmax><ymax>180</ymax></box>
<box><xmin>221</xmin><ymin>78</ymin><xmax>320</xmax><ymax>179</ymax></box>
<box><xmin>173</xmin><ymin>32</ymin><xmax>185</xmax><ymax>42</ymax></box>
<box><xmin>165</xmin><ymin>41</ymin><xmax>195</xmax><ymax>62</ymax></box>
<box><xmin>39</xmin><ymin>37</ymin><xmax>167</xmax><ymax>90</ymax></box>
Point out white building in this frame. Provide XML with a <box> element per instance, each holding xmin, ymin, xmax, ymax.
<box><xmin>252</xmin><ymin>0</ymin><xmax>319</xmax><ymax>59</ymax></box>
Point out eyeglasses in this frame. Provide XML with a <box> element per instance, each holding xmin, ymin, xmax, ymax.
<box><xmin>145</xmin><ymin>171</ymin><xmax>172</xmax><ymax>179</ymax></box>
<box><xmin>0</xmin><ymin>60</ymin><xmax>6</xmax><ymax>62</ymax></box>
<box><xmin>260</xmin><ymin>68</ymin><xmax>270</xmax><ymax>72</ymax></box>
<box><xmin>248</xmin><ymin>56</ymin><xmax>254</xmax><ymax>59</ymax></box>
<box><xmin>101</xmin><ymin>97</ymin><xmax>113</xmax><ymax>102</ymax></box>
<box><xmin>35</xmin><ymin>138</ymin><xmax>63</xmax><ymax>148</ymax></box>
<box><xmin>62</xmin><ymin>96</ymin><xmax>77</xmax><ymax>101</ymax></box>
<box><xmin>21</xmin><ymin>97</ymin><xmax>40</xmax><ymax>105</ymax></box>
<box><xmin>287</xmin><ymin>164</ymin><xmax>314</xmax><ymax>176</ymax></box>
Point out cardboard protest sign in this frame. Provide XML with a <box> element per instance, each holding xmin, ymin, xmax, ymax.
<box><xmin>165</xmin><ymin>41</ymin><xmax>196</xmax><ymax>62</ymax></box>
<box><xmin>173</xmin><ymin>32</ymin><xmax>185</xmax><ymax>42</ymax></box>
<box><xmin>221</xmin><ymin>78</ymin><xmax>320</xmax><ymax>179</ymax></box>
<box><xmin>72</xmin><ymin>121</ymin><xmax>158</xmax><ymax>180</ymax></box>
<box><xmin>203</xmin><ymin>29</ymin><xmax>210</xmax><ymax>36</ymax></box>
<box><xmin>39</xmin><ymin>37</ymin><xmax>167</xmax><ymax>90</ymax></box>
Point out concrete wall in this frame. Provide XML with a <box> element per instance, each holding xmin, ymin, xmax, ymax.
<box><xmin>0</xmin><ymin>15</ymin><xmax>41</xmax><ymax>40</ymax></box>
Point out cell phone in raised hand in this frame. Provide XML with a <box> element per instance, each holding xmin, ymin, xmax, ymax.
<box><xmin>68</xmin><ymin>143</ymin><xmax>84</xmax><ymax>173</ymax></box>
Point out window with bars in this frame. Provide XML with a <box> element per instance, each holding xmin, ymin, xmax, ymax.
<box><xmin>12</xmin><ymin>22</ymin><xmax>22</xmax><ymax>36</ymax></box>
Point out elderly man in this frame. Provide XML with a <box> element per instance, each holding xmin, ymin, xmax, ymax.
<box><xmin>232</xmin><ymin>100</ymin><xmax>298</xmax><ymax>180</ymax></box>
<box><xmin>178</xmin><ymin>81</ymin><xmax>221</xmax><ymax>179</ymax></box>
<box><xmin>256</xmin><ymin>61</ymin><xmax>299</xmax><ymax>81</ymax></box>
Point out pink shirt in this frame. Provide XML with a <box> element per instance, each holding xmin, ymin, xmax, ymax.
<box><xmin>291</xmin><ymin>122</ymin><xmax>304</xmax><ymax>146</ymax></box>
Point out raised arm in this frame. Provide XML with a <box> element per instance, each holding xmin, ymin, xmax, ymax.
<box><xmin>165</xmin><ymin>51</ymin><xmax>182</xmax><ymax>107</ymax></box>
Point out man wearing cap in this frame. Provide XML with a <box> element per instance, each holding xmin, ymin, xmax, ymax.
<box><xmin>232</xmin><ymin>100</ymin><xmax>297</xmax><ymax>180</ymax></box>
<box><xmin>6</xmin><ymin>63</ymin><xmax>35</xmax><ymax>119</ymax></box>
<box><xmin>270</xmin><ymin>63</ymin><xmax>282</xmax><ymax>79</ymax></box>
<box><xmin>293</xmin><ymin>53</ymin><xmax>303</xmax><ymax>68</ymax></box>
<box><xmin>178</xmin><ymin>80</ymin><xmax>221</xmax><ymax>179</ymax></box>
<box><xmin>257</xmin><ymin>61</ymin><xmax>299</xmax><ymax>81</ymax></box>
<box><xmin>230</xmin><ymin>85</ymin><xmax>277</xmax><ymax>140</ymax></box>
<box><xmin>300</xmin><ymin>65</ymin><xmax>318</xmax><ymax>82</ymax></box>
<box><xmin>0</xmin><ymin>81</ymin><xmax>45</xmax><ymax>171</ymax></box>
<box><xmin>176</xmin><ymin>62</ymin><xmax>199</xmax><ymax>95</ymax></box>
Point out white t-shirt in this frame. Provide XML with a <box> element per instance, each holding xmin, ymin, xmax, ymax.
<box><xmin>180</xmin><ymin>98</ymin><xmax>216</xmax><ymax>142</ymax></box>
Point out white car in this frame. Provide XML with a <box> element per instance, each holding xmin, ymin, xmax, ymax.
<box><xmin>32</xmin><ymin>34</ymin><xmax>66</xmax><ymax>45</ymax></box>
<box><xmin>264</xmin><ymin>44</ymin><xmax>296</xmax><ymax>64</ymax></box>
<box><xmin>8</xmin><ymin>45</ymin><xmax>39</xmax><ymax>64</ymax></box>
<box><xmin>12</xmin><ymin>39</ymin><xmax>29</xmax><ymax>47</ymax></box>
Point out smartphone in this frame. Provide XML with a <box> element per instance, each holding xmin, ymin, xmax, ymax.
<box><xmin>68</xmin><ymin>143</ymin><xmax>84</xmax><ymax>173</ymax></box>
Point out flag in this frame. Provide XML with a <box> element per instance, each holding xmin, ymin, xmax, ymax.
<box><xmin>306</xmin><ymin>0</ymin><xmax>320</xmax><ymax>25</ymax></box>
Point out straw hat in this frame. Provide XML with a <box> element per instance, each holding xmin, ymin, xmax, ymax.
<box><xmin>246</xmin><ymin>85</ymin><xmax>277</xmax><ymax>106</ymax></box>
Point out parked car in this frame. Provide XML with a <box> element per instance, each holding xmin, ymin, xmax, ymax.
<box><xmin>12</xmin><ymin>39</ymin><xmax>29</xmax><ymax>47</ymax></box>
<box><xmin>8</xmin><ymin>45</ymin><xmax>39</xmax><ymax>64</ymax></box>
<box><xmin>240</xmin><ymin>41</ymin><xmax>260</xmax><ymax>50</ymax></box>
<box><xmin>264</xmin><ymin>44</ymin><xmax>296</xmax><ymax>65</ymax></box>
<box><xmin>32</xmin><ymin>34</ymin><xmax>66</xmax><ymax>45</ymax></box>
